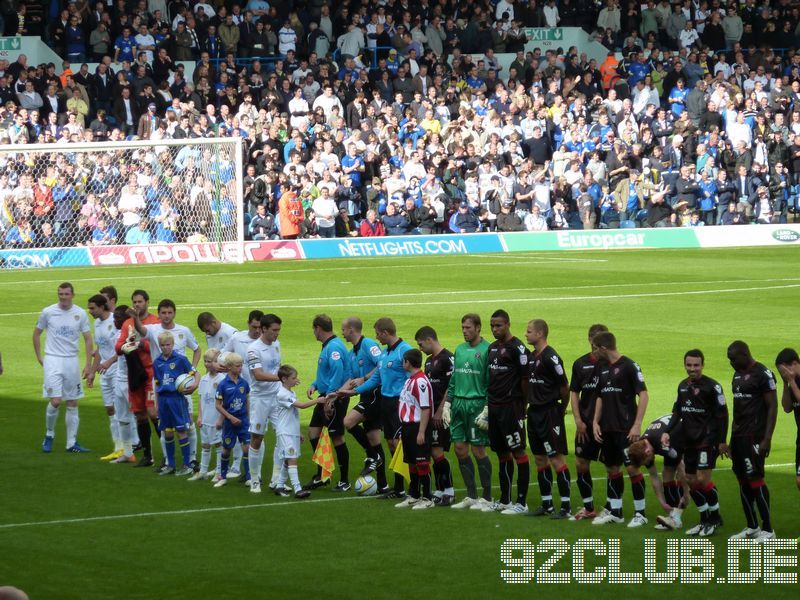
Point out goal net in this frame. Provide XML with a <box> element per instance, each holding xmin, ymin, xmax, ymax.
<box><xmin>0</xmin><ymin>137</ymin><xmax>245</xmax><ymax>266</ymax></box>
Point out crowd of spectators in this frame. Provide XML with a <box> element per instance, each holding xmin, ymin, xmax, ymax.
<box><xmin>1</xmin><ymin>0</ymin><xmax>800</xmax><ymax>250</ymax></box>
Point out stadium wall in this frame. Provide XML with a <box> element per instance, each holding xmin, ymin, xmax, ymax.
<box><xmin>2</xmin><ymin>225</ymin><xmax>799</xmax><ymax>269</ymax></box>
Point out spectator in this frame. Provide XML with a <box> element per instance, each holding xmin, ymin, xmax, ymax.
<box><xmin>383</xmin><ymin>202</ymin><xmax>409</xmax><ymax>236</ymax></box>
<box><xmin>125</xmin><ymin>217</ymin><xmax>152</xmax><ymax>244</ymax></box>
<box><xmin>359</xmin><ymin>209</ymin><xmax>386</xmax><ymax>237</ymax></box>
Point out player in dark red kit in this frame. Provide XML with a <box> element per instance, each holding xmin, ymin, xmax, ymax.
<box><xmin>661</xmin><ymin>349</ymin><xmax>728</xmax><ymax>537</ymax></box>
<box><xmin>523</xmin><ymin>319</ymin><xmax>571</xmax><ymax>519</ymax></box>
<box><xmin>726</xmin><ymin>340</ymin><xmax>778</xmax><ymax>542</ymax></box>
<box><xmin>569</xmin><ymin>324</ymin><xmax>608</xmax><ymax>520</ymax></box>
<box><xmin>480</xmin><ymin>310</ymin><xmax>530</xmax><ymax>514</ymax></box>
<box><xmin>590</xmin><ymin>331</ymin><xmax>650</xmax><ymax>527</ymax></box>
<box><xmin>775</xmin><ymin>348</ymin><xmax>800</xmax><ymax>493</ymax></box>
<box><xmin>415</xmin><ymin>326</ymin><xmax>456</xmax><ymax>505</ymax></box>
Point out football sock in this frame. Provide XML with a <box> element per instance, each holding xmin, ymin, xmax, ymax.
<box><xmin>109</xmin><ymin>415</ymin><xmax>122</xmax><ymax>451</ymax></box>
<box><xmin>738</xmin><ymin>480</ymin><xmax>758</xmax><ymax>529</ymax></box>
<box><xmin>499</xmin><ymin>456</ymin><xmax>514</xmax><ymax>505</ymax></box>
<box><xmin>537</xmin><ymin>466</ymin><xmax>553</xmax><ymax>509</ymax></box>
<box><xmin>160</xmin><ymin>432</ymin><xmax>167</xmax><ymax>462</ymax></box>
<box><xmin>373</xmin><ymin>443</ymin><xmax>387</xmax><ymax>488</ymax></box>
<box><xmin>214</xmin><ymin>447</ymin><xmax>222</xmax><ymax>476</ymax></box>
<box><xmin>664</xmin><ymin>480</ymin><xmax>681</xmax><ymax>508</ymax></box>
<box><xmin>45</xmin><ymin>403</ymin><xmax>59</xmax><ymax>438</ymax></box>
<box><xmin>137</xmin><ymin>420</ymin><xmax>152</xmax><ymax>458</ymax></box>
<box><xmin>165</xmin><ymin>436</ymin><xmax>175</xmax><ymax>468</ymax></box>
<box><xmin>335</xmin><ymin>442</ymin><xmax>350</xmax><ymax>483</ymax></box>
<box><xmin>270</xmin><ymin>444</ymin><xmax>280</xmax><ymax>483</ymax></box>
<box><xmin>232</xmin><ymin>440</ymin><xmax>243</xmax><ymax>472</ymax></box>
<box><xmin>288</xmin><ymin>465</ymin><xmax>301</xmax><ymax>493</ymax></box>
<box><xmin>418</xmin><ymin>462</ymin><xmax>432</xmax><ymax>499</ymax></box>
<box><xmin>751</xmin><ymin>480</ymin><xmax>771</xmax><ymax>532</ymax></box>
<box><xmin>690</xmin><ymin>486</ymin><xmax>709</xmax><ymax>522</ymax></box>
<box><xmin>630</xmin><ymin>473</ymin><xmax>646</xmax><ymax>515</ymax></box>
<box><xmin>458</xmin><ymin>456</ymin><xmax>477</xmax><ymax>499</ymax></box>
<box><xmin>220</xmin><ymin>455</ymin><xmax>229</xmax><ymax>479</ymax></box>
<box><xmin>608</xmin><ymin>472</ymin><xmax>624</xmax><ymax>516</ymax></box>
<box><xmin>576</xmin><ymin>470</ymin><xmax>594</xmax><ymax>511</ymax></box>
<box><xmin>409</xmin><ymin>465</ymin><xmax>420</xmax><ymax>499</ymax></box>
<box><xmin>476</xmin><ymin>456</ymin><xmax>493</xmax><ymax>501</ymax></box>
<box><xmin>242</xmin><ymin>450</ymin><xmax>250</xmax><ymax>480</ymax></box>
<box><xmin>433</xmin><ymin>454</ymin><xmax>453</xmax><ymax>494</ymax></box>
<box><xmin>309</xmin><ymin>437</ymin><xmax>321</xmax><ymax>479</ymax></box>
<box><xmin>515</xmin><ymin>454</ymin><xmax>530</xmax><ymax>506</ymax></box>
<box><xmin>179</xmin><ymin>436</ymin><xmax>190</xmax><ymax>468</ymax></box>
<box><xmin>200</xmin><ymin>446</ymin><xmax>211</xmax><ymax>474</ymax></box>
<box><xmin>556</xmin><ymin>465</ymin><xmax>571</xmax><ymax>512</ymax></box>
<box><xmin>703</xmin><ymin>482</ymin><xmax>720</xmax><ymax>522</ymax></box>
<box><xmin>249</xmin><ymin>445</ymin><xmax>263</xmax><ymax>483</ymax></box>
<box><xmin>187</xmin><ymin>426</ymin><xmax>198</xmax><ymax>462</ymax></box>
<box><xmin>394</xmin><ymin>473</ymin><xmax>405</xmax><ymax>494</ymax></box>
<box><xmin>348</xmin><ymin>424</ymin><xmax>371</xmax><ymax>450</ymax></box>
<box><xmin>65</xmin><ymin>406</ymin><xmax>79</xmax><ymax>449</ymax></box>
<box><xmin>119</xmin><ymin>419</ymin><xmax>133</xmax><ymax>457</ymax></box>
<box><xmin>130</xmin><ymin>420</ymin><xmax>140</xmax><ymax>446</ymax></box>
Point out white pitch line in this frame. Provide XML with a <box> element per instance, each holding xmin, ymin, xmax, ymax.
<box><xmin>179</xmin><ymin>282</ymin><xmax>800</xmax><ymax>311</ymax></box>
<box><xmin>0</xmin><ymin>463</ymin><xmax>794</xmax><ymax>530</ymax></box>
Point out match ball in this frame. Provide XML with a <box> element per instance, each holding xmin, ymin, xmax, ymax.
<box><xmin>175</xmin><ymin>373</ymin><xmax>195</xmax><ymax>394</ymax></box>
<box><xmin>217</xmin><ymin>351</ymin><xmax>231</xmax><ymax>367</ymax></box>
<box><xmin>354</xmin><ymin>475</ymin><xmax>377</xmax><ymax>496</ymax></box>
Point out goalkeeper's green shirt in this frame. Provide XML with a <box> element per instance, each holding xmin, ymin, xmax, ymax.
<box><xmin>447</xmin><ymin>338</ymin><xmax>490</xmax><ymax>401</ymax></box>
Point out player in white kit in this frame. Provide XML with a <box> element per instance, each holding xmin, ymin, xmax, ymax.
<box><xmin>129</xmin><ymin>298</ymin><xmax>202</xmax><ymax>472</ymax></box>
<box><xmin>86</xmin><ymin>294</ymin><xmax>124</xmax><ymax>460</ymax></box>
<box><xmin>109</xmin><ymin>305</ymin><xmax>138</xmax><ymax>463</ymax></box>
<box><xmin>197</xmin><ymin>312</ymin><xmax>238</xmax><ymax>350</ymax></box>
<box><xmin>34</xmin><ymin>283</ymin><xmax>94</xmax><ymax>453</ymax></box>
<box><xmin>246</xmin><ymin>313</ymin><xmax>283</xmax><ymax>494</ymax></box>
<box><xmin>189</xmin><ymin>348</ymin><xmax>226</xmax><ymax>481</ymax></box>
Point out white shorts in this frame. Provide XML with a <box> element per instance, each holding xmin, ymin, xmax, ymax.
<box><xmin>100</xmin><ymin>372</ymin><xmax>116</xmax><ymax>407</ymax></box>
<box><xmin>249</xmin><ymin>395</ymin><xmax>275</xmax><ymax>435</ymax></box>
<box><xmin>277</xmin><ymin>433</ymin><xmax>301</xmax><ymax>460</ymax></box>
<box><xmin>113</xmin><ymin>381</ymin><xmax>132</xmax><ymax>422</ymax></box>
<box><xmin>200</xmin><ymin>423</ymin><xmax>222</xmax><ymax>446</ymax></box>
<box><xmin>43</xmin><ymin>355</ymin><xmax>83</xmax><ymax>400</ymax></box>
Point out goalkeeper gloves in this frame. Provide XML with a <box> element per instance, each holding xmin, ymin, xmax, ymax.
<box><xmin>442</xmin><ymin>402</ymin><xmax>451</xmax><ymax>428</ymax></box>
<box><xmin>475</xmin><ymin>405</ymin><xmax>489</xmax><ymax>431</ymax></box>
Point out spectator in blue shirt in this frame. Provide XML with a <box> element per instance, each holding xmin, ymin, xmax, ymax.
<box><xmin>114</xmin><ymin>27</ymin><xmax>137</xmax><ymax>64</ymax></box>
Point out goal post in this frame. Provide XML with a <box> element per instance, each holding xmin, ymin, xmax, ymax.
<box><xmin>0</xmin><ymin>137</ymin><xmax>246</xmax><ymax>266</ymax></box>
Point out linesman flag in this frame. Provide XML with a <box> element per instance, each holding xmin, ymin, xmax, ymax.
<box><xmin>389</xmin><ymin>441</ymin><xmax>410</xmax><ymax>481</ymax></box>
<box><xmin>311</xmin><ymin>427</ymin><xmax>335</xmax><ymax>481</ymax></box>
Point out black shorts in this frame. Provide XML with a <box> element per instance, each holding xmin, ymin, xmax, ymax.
<box><xmin>527</xmin><ymin>404</ymin><xmax>568</xmax><ymax>457</ymax></box>
<box><xmin>683</xmin><ymin>444</ymin><xmax>718</xmax><ymax>474</ymax></box>
<box><xmin>488</xmin><ymin>403</ymin><xmax>526</xmax><ymax>453</ymax></box>
<box><xmin>731</xmin><ymin>435</ymin><xmax>765</xmax><ymax>479</ymax></box>
<box><xmin>431</xmin><ymin>424</ymin><xmax>451</xmax><ymax>451</ymax></box>
<box><xmin>381</xmin><ymin>395</ymin><xmax>402</xmax><ymax>440</ymax></box>
<box><xmin>401</xmin><ymin>421</ymin><xmax>431</xmax><ymax>464</ymax></box>
<box><xmin>600</xmin><ymin>431</ymin><xmax>632</xmax><ymax>468</ymax></box>
<box><xmin>574</xmin><ymin>434</ymin><xmax>602</xmax><ymax>461</ymax></box>
<box><xmin>353</xmin><ymin>389</ymin><xmax>382</xmax><ymax>432</ymax></box>
<box><xmin>309</xmin><ymin>397</ymin><xmax>350</xmax><ymax>437</ymax></box>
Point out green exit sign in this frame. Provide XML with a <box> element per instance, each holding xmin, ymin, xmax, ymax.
<box><xmin>0</xmin><ymin>37</ymin><xmax>22</xmax><ymax>51</ymax></box>
<box><xmin>524</xmin><ymin>28</ymin><xmax>563</xmax><ymax>42</ymax></box>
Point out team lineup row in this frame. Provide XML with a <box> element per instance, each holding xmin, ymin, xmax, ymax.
<box><xmin>33</xmin><ymin>283</ymin><xmax>800</xmax><ymax>532</ymax></box>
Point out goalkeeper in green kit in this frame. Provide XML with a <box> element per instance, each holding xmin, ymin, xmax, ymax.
<box><xmin>438</xmin><ymin>314</ymin><xmax>493</xmax><ymax>510</ymax></box>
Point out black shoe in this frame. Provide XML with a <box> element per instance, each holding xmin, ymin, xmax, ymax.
<box><xmin>359</xmin><ymin>458</ymin><xmax>377</xmax><ymax>477</ymax></box>
<box><xmin>302</xmin><ymin>477</ymin><xmax>330</xmax><ymax>491</ymax></box>
<box><xmin>378</xmin><ymin>488</ymin><xmax>405</xmax><ymax>500</ymax></box>
<box><xmin>134</xmin><ymin>456</ymin><xmax>154</xmax><ymax>468</ymax></box>
<box><xmin>438</xmin><ymin>495</ymin><xmax>455</xmax><ymax>507</ymax></box>
<box><xmin>153</xmin><ymin>458</ymin><xmax>166</xmax><ymax>473</ymax></box>
<box><xmin>550</xmin><ymin>507</ymin><xmax>572</xmax><ymax>520</ymax></box>
<box><xmin>274</xmin><ymin>488</ymin><xmax>291</xmax><ymax>497</ymax></box>
<box><xmin>238</xmin><ymin>472</ymin><xmax>249</xmax><ymax>484</ymax></box>
<box><xmin>295</xmin><ymin>489</ymin><xmax>311</xmax><ymax>499</ymax></box>
<box><xmin>332</xmin><ymin>481</ymin><xmax>351</xmax><ymax>492</ymax></box>
<box><xmin>190</xmin><ymin>459</ymin><xmax>200</xmax><ymax>473</ymax></box>
<box><xmin>132</xmin><ymin>443</ymin><xmax>144</xmax><ymax>453</ymax></box>
<box><xmin>526</xmin><ymin>505</ymin><xmax>554</xmax><ymax>517</ymax></box>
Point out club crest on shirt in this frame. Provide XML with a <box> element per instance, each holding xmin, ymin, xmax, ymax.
<box><xmin>179</xmin><ymin>333</ymin><xmax>184</xmax><ymax>339</ymax></box>
<box><xmin>74</xmin><ymin>315</ymin><xmax>80</xmax><ymax>320</ymax></box>
<box><xmin>387</xmin><ymin>361</ymin><xmax>393</xmax><ymax>367</ymax></box>
<box><xmin>287</xmin><ymin>447</ymin><xmax>295</xmax><ymax>456</ymax></box>
<box><xmin>256</xmin><ymin>423</ymin><xmax>262</xmax><ymax>431</ymax></box>
<box><xmin>614</xmin><ymin>368</ymin><xmax>620</xmax><ymax>375</ymax></box>
<box><xmin>239</xmin><ymin>386</ymin><xmax>245</xmax><ymax>393</ymax></box>
<box><xmin>693</xmin><ymin>387</ymin><xmax>700</xmax><ymax>395</ymax></box>
<box><xmin>169</xmin><ymin>363</ymin><xmax>175</xmax><ymax>369</ymax></box>
<box><xmin>475</xmin><ymin>352</ymin><xmax>482</xmax><ymax>359</ymax></box>
<box><xmin>225</xmin><ymin>437</ymin><xmax>232</xmax><ymax>445</ymax></box>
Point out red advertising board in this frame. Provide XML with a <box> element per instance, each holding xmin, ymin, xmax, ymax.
<box><xmin>89</xmin><ymin>241</ymin><xmax>302</xmax><ymax>265</ymax></box>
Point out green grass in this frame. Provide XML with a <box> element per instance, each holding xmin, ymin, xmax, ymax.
<box><xmin>2</xmin><ymin>247</ymin><xmax>800</xmax><ymax>599</ymax></box>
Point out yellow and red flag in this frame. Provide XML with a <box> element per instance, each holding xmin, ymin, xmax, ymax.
<box><xmin>311</xmin><ymin>427</ymin><xmax>335</xmax><ymax>481</ymax></box>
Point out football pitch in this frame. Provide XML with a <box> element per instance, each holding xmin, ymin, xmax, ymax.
<box><xmin>1</xmin><ymin>246</ymin><xmax>799</xmax><ymax>599</ymax></box>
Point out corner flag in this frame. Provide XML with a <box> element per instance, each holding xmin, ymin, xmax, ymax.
<box><xmin>389</xmin><ymin>441</ymin><xmax>410</xmax><ymax>481</ymax></box>
<box><xmin>311</xmin><ymin>427</ymin><xmax>335</xmax><ymax>481</ymax></box>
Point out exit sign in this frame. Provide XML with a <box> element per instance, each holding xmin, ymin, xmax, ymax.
<box><xmin>524</xmin><ymin>28</ymin><xmax>564</xmax><ymax>41</ymax></box>
<box><xmin>0</xmin><ymin>38</ymin><xmax>22</xmax><ymax>51</ymax></box>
